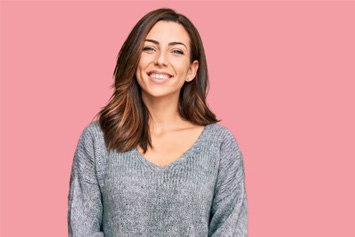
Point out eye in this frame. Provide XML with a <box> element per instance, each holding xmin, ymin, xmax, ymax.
<box><xmin>172</xmin><ymin>49</ymin><xmax>184</xmax><ymax>55</ymax></box>
<box><xmin>143</xmin><ymin>46</ymin><xmax>155</xmax><ymax>53</ymax></box>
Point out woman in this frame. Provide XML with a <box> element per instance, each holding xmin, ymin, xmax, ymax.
<box><xmin>68</xmin><ymin>8</ymin><xmax>248</xmax><ymax>237</ymax></box>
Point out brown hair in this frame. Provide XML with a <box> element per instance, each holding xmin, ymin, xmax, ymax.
<box><xmin>93</xmin><ymin>8</ymin><xmax>221</xmax><ymax>154</ymax></box>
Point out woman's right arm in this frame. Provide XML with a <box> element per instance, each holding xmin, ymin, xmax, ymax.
<box><xmin>67</xmin><ymin>125</ymin><xmax>104</xmax><ymax>237</ymax></box>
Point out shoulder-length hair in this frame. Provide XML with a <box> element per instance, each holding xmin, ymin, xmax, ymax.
<box><xmin>93</xmin><ymin>8</ymin><xmax>221</xmax><ymax>154</ymax></box>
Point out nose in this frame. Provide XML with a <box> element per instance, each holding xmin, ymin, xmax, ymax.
<box><xmin>154</xmin><ymin>51</ymin><xmax>168</xmax><ymax>66</ymax></box>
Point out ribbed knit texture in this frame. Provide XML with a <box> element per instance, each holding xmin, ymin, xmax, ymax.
<box><xmin>68</xmin><ymin>120</ymin><xmax>248</xmax><ymax>237</ymax></box>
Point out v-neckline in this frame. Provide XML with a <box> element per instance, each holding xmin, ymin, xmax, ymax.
<box><xmin>133</xmin><ymin>124</ymin><xmax>210</xmax><ymax>171</ymax></box>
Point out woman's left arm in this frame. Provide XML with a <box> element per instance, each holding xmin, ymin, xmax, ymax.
<box><xmin>208</xmin><ymin>129</ymin><xmax>248</xmax><ymax>237</ymax></box>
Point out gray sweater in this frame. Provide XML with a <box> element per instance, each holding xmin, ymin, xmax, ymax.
<box><xmin>68</xmin><ymin>120</ymin><xmax>248</xmax><ymax>237</ymax></box>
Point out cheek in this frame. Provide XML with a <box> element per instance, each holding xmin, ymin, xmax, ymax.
<box><xmin>175</xmin><ymin>63</ymin><xmax>190</xmax><ymax>77</ymax></box>
<box><xmin>136</xmin><ymin>59</ymin><xmax>147</xmax><ymax>76</ymax></box>
<box><xmin>176</xmin><ymin>66</ymin><xmax>187</xmax><ymax>77</ymax></box>
<box><xmin>138</xmin><ymin>55</ymin><xmax>153</xmax><ymax>66</ymax></box>
<box><xmin>135</xmin><ymin>66</ymin><xmax>144</xmax><ymax>86</ymax></box>
<box><xmin>135</xmin><ymin>71</ymin><xmax>145</xmax><ymax>89</ymax></box>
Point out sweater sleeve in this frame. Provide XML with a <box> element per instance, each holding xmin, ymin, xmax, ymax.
<box><xmin>208</xmin><ymin>129</ymin><xmax>248</xmax><ymax>237</ymax></box>
<box><xmin>67</xmin><ymin>125</ymin><xmax>104</xmax><ymax>237</ymax></box>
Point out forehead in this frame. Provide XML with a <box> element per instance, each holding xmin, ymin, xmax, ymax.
<box><xmin>145</xmin><ymin>21</ymin><xmax>190</xmax><ymax>46</ymax></box>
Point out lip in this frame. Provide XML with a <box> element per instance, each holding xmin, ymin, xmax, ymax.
<box><xmin>147</xmin><ymin>70</ymin><xmax>173</xmax><ymax>77</ymax></box>
<box><xmin>146</xmin><ymin>70</ymin><xmax>174</xmax><ymax>84</ymax></box>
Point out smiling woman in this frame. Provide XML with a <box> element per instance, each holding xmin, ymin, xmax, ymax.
<box><xmin>136</xmin><ymin>20</ymin><xmax>199</xmax><ymax>113</ymax></box>
<box><xmin>68</xmin><ymin>7</ymin><xmax>248</xmax><ymax>237</ymax></box>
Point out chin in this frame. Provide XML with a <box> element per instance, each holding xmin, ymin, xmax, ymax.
<box><xmin>142</xmin><ymin>90</ymin><xmax>176</xmax><ymax>99</ymax></box>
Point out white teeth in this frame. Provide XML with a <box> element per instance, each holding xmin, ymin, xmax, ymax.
<box><xmin>150</xmin><ymin>73</ymin><xmax>170</xmax><ymax>80</ymax></box>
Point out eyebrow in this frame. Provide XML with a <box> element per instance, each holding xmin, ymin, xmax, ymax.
<box><xmin>144</xmin><ymin>38</ymin><xmax>187</xmax><ymax>49</ymax></box>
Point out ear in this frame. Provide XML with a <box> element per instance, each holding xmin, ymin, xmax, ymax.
<box><xmin>186</xmin><ymin>60</ymin><xmax>199</xmax><ymax>82</ymax></box>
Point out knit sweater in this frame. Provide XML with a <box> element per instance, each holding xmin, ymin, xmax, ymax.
<box><xmin>67</xmin><ymin>120</ymin><xmax>248</xmax><ymax>237</ymax></box>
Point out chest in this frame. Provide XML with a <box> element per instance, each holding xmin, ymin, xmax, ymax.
<box><xmin>137</xmin><ymin>126</ymin><xmax>205</xmax><ymax>167</ymax></box>
<box><xmin>101</xmin><ymin>152</ymin><xmax>218</xmax><ymax>235</ymax></box>
<box><xmin>102</xmin><ymin>145</ymin><xmax>220</xmax><ymax>215</ymax></box>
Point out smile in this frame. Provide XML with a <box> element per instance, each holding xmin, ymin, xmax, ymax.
<box><xmin>147</xmin><ymin>71</ymin><xmax>174</xmax><ymax>83</ymax></box>
<box><xmin>150</xmin><ymin>73</ymin><xmax>171</xmax><ymax>80</ymax></box>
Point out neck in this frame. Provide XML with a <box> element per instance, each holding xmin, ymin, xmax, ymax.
<box><xmin>141</xmin><ymin>92</ymin><xmax>185</xmax><ymax>134</ymax></box>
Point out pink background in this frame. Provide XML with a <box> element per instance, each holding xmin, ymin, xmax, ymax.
<box><xmin>1</xmin><ymin>0</ymin><xmax>355</xmax><ymax>236</ymax></box>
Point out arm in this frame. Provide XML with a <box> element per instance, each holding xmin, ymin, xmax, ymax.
<box><xmin>67</xmin><ymin>125</ymin><xmax>104</xmax><ymax>237</ymax></box>
<box><xmin>208</xmin><ymin>130</ymin><xmax>248</xmax><ymax>237</ymax></box>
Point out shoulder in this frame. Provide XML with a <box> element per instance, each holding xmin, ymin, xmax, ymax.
<box><xmin>76</xmin><ymin>120</ymin><xmax>106</xmax><ymax>153</ymax></box>
<box><xmin>206</xmin><ymin>122</ymin><xmax>239</xmax><ymax>144</ymax></box>
<box><xmin>79</xmin><ymin>120</ymin><xmax>103</xmax><ymax>139</ymax></box>
<box><xmin>206</xmin><ymin>123</ymin><xmax>243</xmax><ymax>159</ymax></box>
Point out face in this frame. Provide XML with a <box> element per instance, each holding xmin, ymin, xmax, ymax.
<box><xmin>135</xmin><ymin>21</ymin><xmax>199</xmax><ymax>100</ymax></box>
